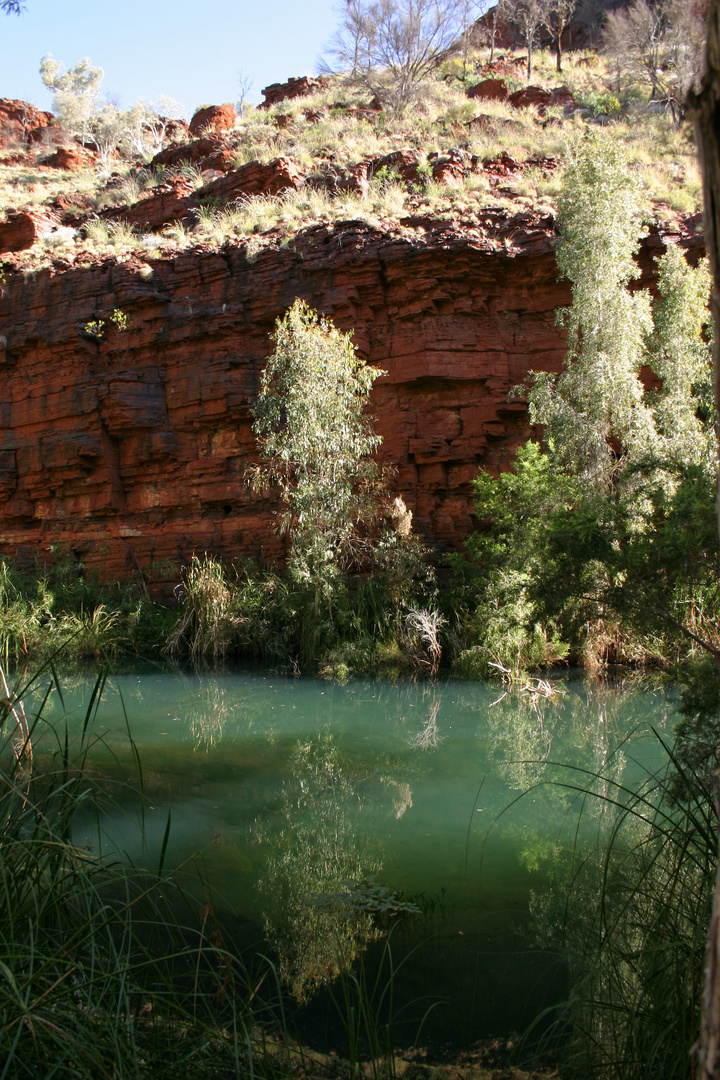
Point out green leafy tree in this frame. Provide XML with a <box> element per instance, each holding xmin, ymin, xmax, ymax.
<box><xmin>525</xmin><ymin>134</ymin><xmax>657</xmax><ymax>493</ymax></box>
<box><xmin>251</xmin><ymin>300</ymin><xmax>387</xmax><ymax>622</ymax></box>
<box><xmin>460</xmin><ymin>134</ymin><xmax>717</xmax><ymax>673</ymax></box>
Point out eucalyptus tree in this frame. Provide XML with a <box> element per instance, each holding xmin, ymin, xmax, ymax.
<box><xmin>525</xmin><ymin>135</ymin><xmax>657</xmax><ymax>493</ymax></box>
<box><xmin>251</xmin><ymin>299</ymin><xmax>387</xmax><ymax>612</ymax></box>
<box><xmin>468</xmin><ymin>132</ymin><xmax>715</xmax><ymax>673</ymax></box>
<box><xmin>603</xmin><ymin>0</ymin><xmax>706</xmax><ymax>120</ymax></box>
<box><xmin>40</xmin><ymin>54</ymin><xmax>104</xmax><ymax>148</ymax></box>
<box><xmin>545</xmin><ymin>0</ymin><xmax>578</xmax><ymax>71</ymax></box>
<box><xmin>503</xmin><ymin>0</ymin><xmax>551</xmax><ymax>80</ymax></box>
<box><xmin>689</xmin><ymin>0</ymin><xmax>720</xmax><ymax>1067</ymax></box>
<box><xmin>40</xmin><ymin>54</ymin><xmax>173</xmax><ymax>173</ymax></box>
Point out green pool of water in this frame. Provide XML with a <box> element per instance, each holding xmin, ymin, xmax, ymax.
<box><xmin>22</xmin><ymin>669</ymin><xmax>675</xmax><ymax>1048</ymax></box>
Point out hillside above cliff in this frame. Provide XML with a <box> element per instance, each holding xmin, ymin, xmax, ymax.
<box><xmin>0</xmin><ymin>46</ymin><xmax>701</xmax><ymax>271</ymax></box>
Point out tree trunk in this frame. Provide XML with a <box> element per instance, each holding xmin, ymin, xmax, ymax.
<box><xmin>689</xmin><ymin>0</ymin><xmax>720</xmax><ymax>565</ymax></box>
<box><xmin>690</xmin><ymin>4</ymin><xmax>720</xmax><ymax>1074</ymax></box>
<box><xmin>556</xmin><ymin>35</ymin><xmax>563</xmax><ymax>72</ymax></box>
<box><xmin>700</xmin><ymin>823</ymin><xmax>720</xmax><ymax>1080</ymax></box>
<box><xmin>490</xmin><ymin>4</ymin><xmax>498</xmax><ymax>65</ymax></box>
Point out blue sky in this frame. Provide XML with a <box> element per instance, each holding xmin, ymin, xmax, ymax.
<box><xmin>0</xmin><ymin>0</ymin><xmax>339</xmax><ymax>115</ymax></box>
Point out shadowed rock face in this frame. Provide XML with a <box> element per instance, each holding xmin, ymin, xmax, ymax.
<box><xmin>0</xmin><ymin>212</ymin><xmax>701</xmax><ymax>585</ymax></box>
<box><xmin>0</xmin><ymin>209</ymin><xmax>62</xmax><ymax>254</ymax></box>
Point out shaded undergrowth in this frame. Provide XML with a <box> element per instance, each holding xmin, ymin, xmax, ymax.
<box><xmin>518</xmin><ymin>732</ymin><xmax>716</xmax><ymax>1080</ymax></box>
<box><xmin>0</xmin><ymin>663</ymin><xmax>290</xmax><ymax>1079</ymax></box>
<box><xmin>0</xmin><ymin>554</ymin><xmax>176</xmax><ymax>666</ymax></box>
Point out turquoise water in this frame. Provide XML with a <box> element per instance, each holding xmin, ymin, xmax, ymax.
<box><xmin>22</xmin><ymin>670</ymin><xmax>675</xmax><ymax>1046</ymax></box>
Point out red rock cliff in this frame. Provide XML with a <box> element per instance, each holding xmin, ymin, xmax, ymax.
<box><xmin>0</xmin><ymin>212</ymin><xmax>699</xmax><ymax>583</ymax></box>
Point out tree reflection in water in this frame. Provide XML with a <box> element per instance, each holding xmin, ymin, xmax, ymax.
<box><xmin>409</xmin><ymin>693</ymin><xmax>443</xmax><ymax>750</ymax></box>
<box><xmin>186</xmin><ymin>677</ymin><xmax>237</xmax><ymax>750</ymax></box>
<box><xmin>485</xmin><ymin>682</ymin><xmax>630</xmax><ymax>813</ymax></box>
<box><xmin>254</xmin><ymin>733</ymin><xmax>383</xmax><ymax>1003</ymax></box>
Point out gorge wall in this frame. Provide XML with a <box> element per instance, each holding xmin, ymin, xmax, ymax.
<box><xmin>0</xmin><ymin>211</ymin><xmax>699</xmax><ymax>586</ymax></box>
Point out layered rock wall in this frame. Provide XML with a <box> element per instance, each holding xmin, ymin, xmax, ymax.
<box><xmin>0</xmin><ymin>215</ymin><xmax>698</xmax><ymax>584</ymax></box>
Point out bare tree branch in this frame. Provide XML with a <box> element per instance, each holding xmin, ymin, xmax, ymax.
<box><xmin>324</xmin><ymin>0</ymin><xmax>468</xmax><ymax>109</ymax></box>
<box><xmin>604</xmin><ymin>0</ymin><xmax>706</xmax><ymax>121</ymax></box>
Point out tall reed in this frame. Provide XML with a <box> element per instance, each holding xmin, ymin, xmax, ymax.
<box><xmin>525</xmin><ymin>733</ymin><xmax>716</xmax><ymax>1079</ymax></box>
<box><xmin>0</xmin><ymin>663</ymin><xmax>283</xmax><ymax>1079</ymax></box>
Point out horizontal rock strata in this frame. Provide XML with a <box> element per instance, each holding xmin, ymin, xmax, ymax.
<box><xmin>0</xmin><ymin>212</ymin><xmax>702</xmax><ymax>586</ymax></box>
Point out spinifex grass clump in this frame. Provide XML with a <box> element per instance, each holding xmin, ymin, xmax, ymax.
<box><xmin>163</xmin><ymin>553</ymin><xmax>245</xmax><ymax>665</ymax></box>
<box><xmin>0</xmin><ymin>665</ymin><xmax>288</xmax><ymax>1079</ymax></box>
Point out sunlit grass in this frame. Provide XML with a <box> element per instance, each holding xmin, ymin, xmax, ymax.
<box><xmin>0</xmin><ymin>46</ymin><xmax>703</xmax><ymax>272</ymax></box>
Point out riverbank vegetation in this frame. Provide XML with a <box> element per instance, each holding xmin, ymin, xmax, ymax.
<box><xmin>2</xmin><ymin>124</ymin><xmax>713</xmax><ymax>686</ymax></box>
<box><xmin>452</xmin><ymin>131</ymin><xmax>717</xmax><ymax>680</ymax></box>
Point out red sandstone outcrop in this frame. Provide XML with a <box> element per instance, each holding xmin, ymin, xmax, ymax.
<box><xmin>43</xmin><ymin>145</ymin><xmax>97</xmax><ymax>171</ymax></box>
<box><xmin>151</xmin><ymin>135</ymin><xmax>234</xmax><ymax>172</ymax></box>
<box><xmin>0</xmin><ymin>99</ymin><xmax>57</xmax><ymax>148</ymax></box>
<box><xmin>260</xmin><ymin>76</ymin><xmax>329</xmax><ymax>108</ymax></box>
<box><xmin>0</xmin><ymin>209</ymin><xmax>61</xmax><ymax>254</ymax></box>
<box><xmin>508</xmin><ymin>85</ymin><xmax>576</xmax><ymax>111</ymax></box>
<box><xmin>189</xmin><ymin>104</ymin><xmax>236</xmax><ymax>136</ymax></box>
<box><xmin>101</xmin><ymin>176</ymin><xmax>197</xmax><ymax>232</ymax></box>
<box><xmin>371</xmin><ymin>149</ymin><xmax>423</xmax><ymax>185</ymax></box>
<box><xmin>103</xmin><ymin>158</ymin><xmax>304</xmax><ymax>233</ymax></box>
<box><xmin>430</xmin><ymin>149</ymin><xmax>469</xmax><ymax>185</ymax></box>
<box><xmin>466</xmin><ymin>78</ymin><xmax>508</xmax><ymax>101</ymax></box>
<box><xmin>0</xmin><ymin>211</ymin><xmax>700</xmax><ymax>585</ymax></box>
<box><xmin>197</xmin><ymin>156</ymin><xmax>303</xmax><ymax>202</ymax></box>
<box><xmin>312</xmin><ymin>162</ymin><xmax>371</xmax><ymax>198</ymax></box>
<box><xmin>366</xmin><ymin>148</ymin><xmax>475</xmax><ymax>189</ymax></box>
<box><xmin>483</xmin><ymin>151</ymin><xmax>522</xmax><ymax>177</ymax></box>
<box><xmin>51</xmin><ymin>192</ymin><xmax>97</xmax><ymax>227</ymax></box>
<box><xmin>163</xmin><ymin>118</ymin><xmax>190</xmax><ymax>143</ymax></box>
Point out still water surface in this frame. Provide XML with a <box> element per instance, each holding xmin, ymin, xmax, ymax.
<box><xmin>33</xmin><ymin>670</ymin><xmax>675</xmax><ymax>1046</ymax></box>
